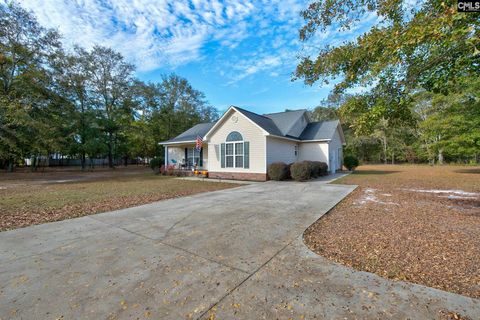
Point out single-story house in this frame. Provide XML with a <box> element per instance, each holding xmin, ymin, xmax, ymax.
<box><xmin>160</xmin><ymin>106</ymin><xmax>345</xmax><ymax>181</ymax></box>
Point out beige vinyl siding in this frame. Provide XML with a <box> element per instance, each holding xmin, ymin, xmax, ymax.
<box><xmin>202</xmin><ymin>145</ymin><xmax>208</xmax><ymax>169</ymax></box>
<box><xmin>266</xmin><ymin>136</ymin><xmax>298</xmax><ymax>165</ymax></box>
<box><xmin>298</xmin><ymin>142</ymin><xmax>329</xmax><ymax>164</ymax></box>
<box><xmin>207</xmin><ymin>109</ymin><xmax>266</xmax><ymax>173</ymax></box>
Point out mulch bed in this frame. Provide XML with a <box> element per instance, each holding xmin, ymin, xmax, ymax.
<box><xmin>304</xmin><ymin>165</ymin><xmax>480</xmax><ymax>299</ymax></box>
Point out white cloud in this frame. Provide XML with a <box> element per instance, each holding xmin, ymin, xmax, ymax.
<box><xmin>16</xmin><ymin>0</ymin><xmax>376</xmax><ymax>85</ymax></box>
<box><xmin>17</xmin><ymin>0</ymin><xmax>309</xmax><ymax>72</ymax></box>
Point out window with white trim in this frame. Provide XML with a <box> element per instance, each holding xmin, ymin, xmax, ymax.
<box><xmin>225</xmin><ymin>131</ymin><xmax>244</xmax><ymax>168</ymax></box>
<box><xmin>186</xmin><ymin>148</ymin><xmax>200</xmax><ymax>166</ymax></box>
<box><xmin>225</xmin><ymin>143</ymin><xmax>234</xmax><ymax>167</ymax></box>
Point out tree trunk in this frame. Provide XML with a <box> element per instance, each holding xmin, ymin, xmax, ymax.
<box><xmin>7</xmin><ymin>158</ymin><xmax>13</xmax><ymax>172</ymax></box>
<box><xmin>383</xmin><ymin>136</ymin><xmax>388</xmax><ymax>164</ymax></box>
<box><xmin>438</xmin><ymin>149</ymin><xmax>444</xmax><ymax>165</ymax></box>
<box><xmin>81</xmin><ymin>152</ymin><xmax>86</xmax><ymax>171</ymax></box>
<box><xmin>108</xmin><ymin>132</ymin><xmax>114</xmax><ymax>168</ymax></box>
<box><xmin>108</xmin><ymin>150</ymin><xmax>113</xmax><ymax>168</ymax></box>
<box><xmin>31</xmin><ymin>156</ymin><xmax>37</xmax><ymax>172</ymax></box>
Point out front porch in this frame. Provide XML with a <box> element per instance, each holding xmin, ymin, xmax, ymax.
<box><xmin>164</xmin><ymin>143</ymin><xmax>208</xmax><ymax>171</ymax></box>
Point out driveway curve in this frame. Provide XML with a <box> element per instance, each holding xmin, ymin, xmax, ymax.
<box><xmin>0</xmin><ymin>180</ymin><xmax>478</xmax><ymax>319</ymax></box>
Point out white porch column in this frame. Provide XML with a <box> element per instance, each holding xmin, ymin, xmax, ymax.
<box><xmin>164</xmin><ymin>146</ymin><xmax>168</xmax><ymax>166</ymax></box>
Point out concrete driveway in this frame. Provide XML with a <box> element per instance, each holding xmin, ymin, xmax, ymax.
<box><xmin>0</xmin><ymin>180</ymin><xmax>478</xmax><ymax>319</ymax></box>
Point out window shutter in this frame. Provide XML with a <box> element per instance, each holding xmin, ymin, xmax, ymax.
<box><xmin>184</xmin><ymin>148</ymin><xmax>188</xmax><ymax>164</ymax></box>
<box><xmin>220</xmin><ymin>143</ymin><xmax>225</xmax><ymax>168</ymax></box>
<box><xmin>244</xmin><ymin>141</ymin><xmax>249</xmax><ymax>168</ymax></box>
<box><xmin>199</xmin><ymin>148</ymin><xmax>203</xmax><ymax>166</ymax></box>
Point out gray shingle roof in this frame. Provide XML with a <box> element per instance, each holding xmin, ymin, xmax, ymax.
<box><xmin>299</xmin><ymin>120</ymin><xmax>340</xmax><ymax>141</ymax></box>
<box><xmin>264</xmin><ymin>109</ymin><xmax>307</xmax><ymax>137</ymax></box>
<box><xmin>161</xmin><ymin>122</ymin><xmax>215</xmax><ymax>144</ymax></box>
<box><xmin>160</xmin><ymin>107</ymin><xmax>341</xmax><ymax>144</ymax></box>
<box><xmin>234</xmin><ymin>107</ymin><xmax>284</xmax><ymax>136</ymax></box>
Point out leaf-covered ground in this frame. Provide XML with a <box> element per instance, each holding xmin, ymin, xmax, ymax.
<box><xmin>0</xmin><ymin>167</ymin><xmax>237</xmax><ymax>231</ymax></box>
<box><xmin>304</xmin><ymin>165</ymin><xmax>480</xmax><ymax>299</ymax></box>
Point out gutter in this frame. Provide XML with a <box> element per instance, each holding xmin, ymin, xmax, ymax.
<box><xmin>158</xmin><ymin>140</ymin><xmax>196</xmax><ymax>145</ymax></box>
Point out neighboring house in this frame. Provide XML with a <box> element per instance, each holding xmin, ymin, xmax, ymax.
<box><xmin>160</xmin><ymin>106</ymin><xmax>345</xmax><ymax>181</ymax></box>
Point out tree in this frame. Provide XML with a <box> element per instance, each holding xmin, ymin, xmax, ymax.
<box><xmin>415</xmin><ymin>76</ymin><xmax>480</xmax><ymax>164</ymax></box>
<box><xmin>0</xmin><ymin>2</ymin><xmax>61</xmax><ymax>170</ymax></box>
<box><xmin>310</xmin><ymin>106</ymin><xmax>339</xmax><ymax>121</ymax></box>
<box><xmin>52</xmin><ymin>47</ymin><xmax>100</xmax><ymax>169</ymax></box>
<box><xmin>0</xmin><ymin>3</ymin><xmax>221</xmax><ymax>171</ymax></box>
<box><xmin>296</xmin><ymin>0</ymin><xmax>479</xmax><ymax>94</ymax></box>
<box><xmin>84</xmin><ymin>46</ymin><xmax>135</xmax><ymax>168</ymax></box>
<box><xmin>150</xmin><ymin>74</ymin><xmax>218</xmax><ymax>154</ymax></box>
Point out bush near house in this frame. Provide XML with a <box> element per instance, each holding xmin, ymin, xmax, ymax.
<box><xmin>267</xmin><ymin>162</ymin><xmax>291</xmax><ymax>181</ymax></box>
<box><xmin>150</xmin><ymin>157</ymin><xmax>162</xmax><ymax>173</ymax></box>
<box><xmin>290</xmin><ymin>161</ymin><xmax>312</xmax><ymax>181</ymax></box>
<box><xmin>309</xmin><ymin>161</ymin><xmax>328</xmax><ymax>177</ymax></box>
<box><xmin>344</xmin><ymin>155</ymin><xmax>359</xmax><ymax>171</ymax></box>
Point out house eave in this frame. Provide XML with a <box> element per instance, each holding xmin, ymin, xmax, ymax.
<box><xmin>267</xmin><ymin>134</ymin><xmax>331</xmax><ymax>143</ymax></box>
<box><xmin>159</xmin><ymin>140</ymin><xmax>196</xmax><ymax>145</ymax></box>
<box><xmin>300</xmin><ymin>139</ymin><xmax>331</xmax><ymax>143</ymax></box>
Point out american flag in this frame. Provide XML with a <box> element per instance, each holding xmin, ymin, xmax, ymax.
<box><xmin>195</xmin><ymin>135</ymin><xmax>203</xmax><ymax>151</ymax></box>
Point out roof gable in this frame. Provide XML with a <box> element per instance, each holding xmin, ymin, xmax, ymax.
<box><xmin>263</xmin><ymin>109</ymin><xmax>308</xmax><ymax>138</ymax></box>
<box><xmin>298</xmin><ymin>120</ymin><xmax>340</xmax><ymax>141</ymax></box>
<box><xmin>234</xmin><ymin>107</ymin><xmax>283</xmax><ymax>136</ymax></box>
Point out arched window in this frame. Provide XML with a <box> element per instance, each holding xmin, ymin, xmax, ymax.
<box><xmin>226</xmin><ymin>131</ymin><xmax>243</xmax><ymax>142</ymax></box>
<box><xmin>223</xmin><ymin>131</ymin><xmax>245</xmax><ymax>168</ymax></box>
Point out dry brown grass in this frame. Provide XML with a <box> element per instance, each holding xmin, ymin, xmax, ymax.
<box><xmin>0</xmin><ymin>167</ymin><xmax>236</xmax><ymax>231</ymax></box>
<box><xmin>304</xmin><ymin>164</ymin><xmax>480</xmax><ymax>299</ymax></box>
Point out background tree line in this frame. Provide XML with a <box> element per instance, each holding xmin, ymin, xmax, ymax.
<box><xmin>299</xmin><ymin>0</ymin><xmax>479</xmax><ymax>165</ymax></box>
<box><xmin>0</xmin><ymin>3</ymin><xmax>218</xmax><ymax>171</ymax></box>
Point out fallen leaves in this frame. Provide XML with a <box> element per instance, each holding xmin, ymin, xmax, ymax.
<box><xmin>438</xmin><ymin>309</ymin><xmax>472</xmax><ymax>320</ymax></box>
<box><xmin>304</xmin><ymin>165</ymin><xmax>480</xmax><ymax>299</ymax></box>
<box><xmin>0</xmin><ymin>169</ymin><xmax>237</xmax><ymax>231</ymax></box>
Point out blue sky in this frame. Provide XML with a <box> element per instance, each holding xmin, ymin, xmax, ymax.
<box><xmin>20</xmin><ymin>0</ymin><xmax>376</xmax><ymax>114</ymax></box>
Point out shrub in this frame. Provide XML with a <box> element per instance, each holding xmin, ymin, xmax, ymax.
<box><xmin>344</xmin><ymin>155</ymin><xmax>359</xmax><ymax>171</ymax></box>
<box><xmin>290</xmin><ymin>161</ymin><xmax>312</xmax><ymax>181</ymax></box>
<box><xmin>267</xmin><ymin>162</ymin><xmax>290</xmax><ymax>181</ymax></box>
<box><xmin>319</xmin><ymin>162</ymin><xmax>328</xmax><ymax>175</ymax></box>
<box><xmin>310</xmin><ymin>161</ymin><xmax>328</xmax><ymax>177</ymax></box>
<box><xmin>166</xmin><ymin>165</ymin><xmax>175</xmax><ymax>176</ymax></box>
<box><xmin>159</xmin><ymin>165</ymin><xmax>166</xmax><ymax>175</ymax></box>
<box><xmin>150</xmin><ymin>157</ymin><xmax>162</xmax><ymax>172</ymax></box>
<box><xmin>286</xmin><ymin>163</ymin><xmax>293</xmax><ymax>179</ymax></box>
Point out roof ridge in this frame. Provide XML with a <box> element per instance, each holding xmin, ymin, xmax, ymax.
<box><xmin>308</xmin><ymin>119</ymin><xmax>340</xmax><ymax>124</ymax></box>
<box><xmin>263</xmin><ymin>109</ymin><xmax>307</xmax><ymax>116</ymax></box>
<box><xmin>233</xmin><ymin>106</ymin><xmax>274</xmax><ymax>120</ymax></box>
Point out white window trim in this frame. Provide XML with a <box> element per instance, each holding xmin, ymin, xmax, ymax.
<box><xmin>187</xmin><ymin>147</ymin><xmax>201</xmax><ymax>166</ymax></box>
<box><xmin>225</xmin><ymin>140</ymin><xmax>245</xmax><ymax>168</ymax></box>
